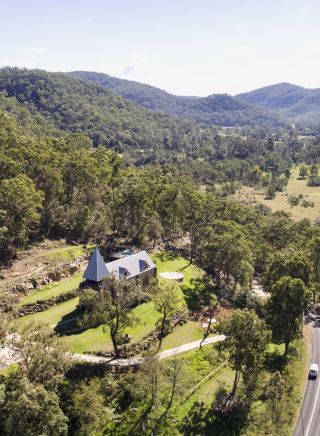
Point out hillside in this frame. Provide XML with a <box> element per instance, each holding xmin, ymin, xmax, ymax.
<box><xmin>69</xmin><ymin>70</ymin><xmax>287</xmax><ymax>128</ymax></box>
<box><xmin>0</xmin><ymin>67</ymin><xmax>200</xmax><ymax>158</ymax></box>
<box><xmin>237</xmin><ymin>82</ymin><xmax>320</xmax><ymax>124</ymax></box>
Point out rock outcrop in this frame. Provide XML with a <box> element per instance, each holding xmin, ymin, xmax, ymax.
<box><xmin>5</xmin><ymin>255</ymin><xmax>89</xmax><ymax>301</ymax></box>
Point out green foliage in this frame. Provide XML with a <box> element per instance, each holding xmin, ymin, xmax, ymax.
<box><xmin>70</xmin><ymin>70</ymin><xmax>287</xmax><ymax>128</ymax></box>
<box><xmin>299</xmin><ymin>165</ymin><xmax>308</xmax><ymax>179</ymax></box>
<box><xmin>79</xmin><ymin>276</ymin><xmax>142</xmax><ymax>357</ymax></box>
<box><xmin>205</xmin><ymin>221</ymin><xmax>254</xmax><ymax>292</ymax></box>
<box><xmin>217</xmin><ymin>309</ymin><xmax>270</xmax><ymax>398</ymax></box>
<box><xmin>7</xmin><ymin>321</ymin><xmax>71</xmax><ymax>390</ymax></box>
<box><xmin>67</xmin><ymin>378</ymin><xmax>116</xmax><ymax>435</ymax></box>
<box><xmin>0</xmin><ymin>174</ymin><xmax>44</xmax><ymax>259</ymax></box>
<box><xmin>0</xmin><ymin>374</ymin><xmax>68</xmax><ymax>436</ymax></box>
<box><xmin>264</xmin><ymin>249</ymin><xmax>311</xmax><ymax>290</ymax></box>
<box><xmin>267</xmin><ymin>276</ymin><xmax>310</xmax><ymax>355</ymax></box>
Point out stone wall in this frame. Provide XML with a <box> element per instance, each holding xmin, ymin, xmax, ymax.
<box><xmin>18</xmin><ymin>288</ymin><xmax>79</xmax><ymax>316</ymax></box>
<box><xmin>6</xmin><ymin>255</ymin><xmax>89</xmax><ymax>302</ymax></box>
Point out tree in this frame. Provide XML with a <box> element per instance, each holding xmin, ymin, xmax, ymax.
<box><xmin>153</xmin><ymin>281</ymin><xmax>181</xmax><ymax>350</ymax></box>
<box><xmin>310</xmin><ymin>163</ymin><xmax>318</xmax><ymax>177</ymax></box>
<box><xmin>80</xmin><ymin>276</ymin><xmax>142</xmax><ymax>357</ymax></box>
<box><xmin>217</xmin><ymin>309</ymin><xmax>270</xmax><ymax>398</ymax></box>
<box><xmin>310</xmin><ymin>237</ymin><xmax>320</xmax><ymax>303</ymax></box>
<box><xmin>119</xmin><ymin>357</ymin><xmax>183</xmax><ymax>435</ymax></box>
<box><xmin>267</xmin><ymin>276</ymin><xmax>311</xmax><ymax>356</ymax></box>
<box><xmin>264</xmin><ymin>185</ymin><xmax>276</xmax><ymax>200</ymax></box>
<box><xmin>7</xmin><ymin>321</ymin><xmax>71</xmax><ymax>390</ymax></box>
<box><xmin>205</xmin><ymin>222</ymin><xmax>254</xmax><ymax>292</ymax></box>
<box><xmin>299</xmin><ymin>165</ymin><xmax>308</xmax><ymax>179</ymax></box>
<box><xmin>0</xmin><ymin>174</ymin><xmax>44</xmax><ymax>259</ymax></box>
<box><xmin>0</xmin><ymin>374</ymin><xmax>68</xmax><ymax>436</ymax></box>
<box><xmin>68</xmin><ymin>379</ymin><xmax>116</xmax><ymax>435</ymax></box>
<box><xmin>264</xmin><ymin>250</ymin><xmax>311</xmax><ymax>291</ymax></box>
<box><xmin>147</xmin><ymin>215</ymin><xmax>163</xmax><ymax>248</ymax></box>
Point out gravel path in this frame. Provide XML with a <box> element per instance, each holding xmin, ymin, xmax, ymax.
<box><xmin>1</xmin><ymin>335</ymin><xmax>226</xmax><ymax>369</ymax></box>
<box><xmin>72</xmin><ymin>334</ymin><xmax>226</xmax><ymax>365</ymax></box>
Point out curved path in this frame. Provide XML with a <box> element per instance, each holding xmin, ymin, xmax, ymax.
<box><xmin>72</xmin><ymin>335</ymin><xmax>226</xmax><ymax>365</ymax></box>
<box><xmin>0</xmin><ymin>335</ymin><xmax>225</xmax><ymax>369</ymax></box>
<box><xmin>294</xmin><ymin>323</ymin><xmax>320</xmax><ymax>436</ymax></box>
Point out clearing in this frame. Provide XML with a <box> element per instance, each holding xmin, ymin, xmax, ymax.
<box><xmin>234</xmin><ymin>165</ymin><xmax>320</xmax><ymax>222</ymax></box>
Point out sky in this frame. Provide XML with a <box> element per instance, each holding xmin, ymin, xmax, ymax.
<box><xmin>1</xmin><ymin>0</ymin><xmax>320</xmax><ymax>96</ymax></box>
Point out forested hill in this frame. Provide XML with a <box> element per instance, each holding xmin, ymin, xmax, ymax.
<box><xmin>69</xmin><ymin>70</ymin><xmax>287</xmax><ymax>127</ymax></box>
<box><xmin>0</xmin><ymin>67</ymin><xmax>202</xmax><ymax>158</ymax></box>
<box><xmin>237</xmin><ymin>82</ymin><xmax>320</xmax><ymax>125</ymax></box>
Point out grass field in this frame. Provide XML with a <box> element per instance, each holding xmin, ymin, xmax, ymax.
<box><xmin>63</xmin><ymin>301</ymin><xmax>161</xmax><ymax>353</ymax></box>
<box><xmin>234</xmin><ymin>165</ymin><xmax>320</xmax><ymax>221</ymax></box>
<box><xmin>18</xmin><ymin>273</ymin><xmax>83</xmax><ymax>307</ymax></box>
<box><xmin>173</xmin><ymin>338</ymin><xmax>308</xmax><ymax>435</ymax></box>
<box><xmin>17</xmin><ymin>251</ymin><xmax>205</xmax><ymax>354</ymax></box>
<box><xmin>159</xmin><ymin>321</ymin><xmax>204</xmax><ymax>351</ymax></box>
<box><xmin>43</xmin><ymin>244</ymin><xmax>94</xmax><ymax>264</ymax></box>
<box><xmin>17</xmin><ymin>297</ymin><xmax>80</xmax><ymax>326</ymax></box>
<box><xmin>152</xmin><ymin>251</ymin><xmax>204</xmax><ymax>287</ymax></box>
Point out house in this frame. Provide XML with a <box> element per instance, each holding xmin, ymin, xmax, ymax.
<box><xmin>83</xmin><ymin>247</ymin><xmax>157</xmax><ymax>286</ymax></box>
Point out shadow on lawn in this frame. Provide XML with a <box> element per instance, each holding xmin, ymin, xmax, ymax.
<box><xmin>182</xmin><ymin>276</ymin><xmax>218</xmax><ymax>311</ymax></box>
<box><xmin>181</xmin><ymin>401</ymin><xmax>246</xmax><ymax>436</ymax></box>
<box><xmin>154</xmin><ymin>251</ymin><xmax>181</xmax><ymax>262</ymax></box>
<box><xmin>54</xmin><ymin>304</ymin><xmax>87</xmax><ymax>336</ymax></box>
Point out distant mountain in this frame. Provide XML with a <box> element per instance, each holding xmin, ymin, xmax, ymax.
<box><xmin>237</xmin><ymin>83</ymin><xmax>320</xmax><ymax>124</ymax></box>
<box><xmin>69</xmin><ymin>71</ymin><xmax>287</xmax><ymax>128</ymax></box>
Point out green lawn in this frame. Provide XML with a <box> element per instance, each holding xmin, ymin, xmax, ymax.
<box><xmin>17</xmin><ymin>297</ymin><xmax>80</xmax><ymax>326</ymax></box>
<box><xmin>17</xmin><ymin>251</ymin><xmax>206</xmax><ymax>355</ymax></box>
<box><xmin>176</xmin><ymin>364</ymin><xmax>234</xmax><ymax>419</ymax></box>
<box><xmin>159</xmin><ymin>321</ymin><xmax>204</xmax><ymax>351</ymax></box>
<box><xmin>153</xmin><ymin>251</ymin><xmax>204</xmax><ymax>288</ymax></box>
<box><xmin>43</xmin><ymin>244</ymin><xmax>94</xmax><ymax>264</ymax></box>
<box><xmin>18</xmin><ymin>273</ymin><xmax>83</xmax><ymax>307</ymax></box>
<box><xmin>63</xmin><ymin>301</ymin><xmax>161</xmax><ymax>353</ymax></box>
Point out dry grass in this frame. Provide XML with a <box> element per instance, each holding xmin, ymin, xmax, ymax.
<box><xmin>234</xmin><ymin>165</ymin><xmax>320</xmax><ymax>222</ymax></box>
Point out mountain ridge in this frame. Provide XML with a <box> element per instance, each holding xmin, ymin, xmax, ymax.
<box><xmin>237</xmin><ymin>82</ymin><xmax>320</xmax><ymax>123</ymax></box>
<box><xmin>68</xmin><ymin>70</ymin><xmax>287</xmax><ymax>127</ymax></box>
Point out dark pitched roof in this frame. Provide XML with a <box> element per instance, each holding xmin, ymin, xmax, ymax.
<box><xmin>83</xmin><ymin>247</ymin><xmax>109</xmax><ymax>282</ymax></box>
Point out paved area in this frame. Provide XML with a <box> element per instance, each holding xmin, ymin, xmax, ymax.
<box><xmin>294</xmin><ymin>322</ymin><xmax>320</xmax><ymax>436</ymax></box>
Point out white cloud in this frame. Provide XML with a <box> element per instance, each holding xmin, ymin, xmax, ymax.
<box><xmin>25</xmin><ymin>47</ymin><xmax>47</xmax><ymax>54</ymax></box>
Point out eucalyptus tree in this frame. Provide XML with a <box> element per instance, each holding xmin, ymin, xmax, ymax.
<box><xmin>80</xmin><ymin>275</ymin><xmax>142</xmax><ymax>357</ymax></box>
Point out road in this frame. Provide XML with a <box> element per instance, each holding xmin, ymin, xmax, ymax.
<box><xmin>294</xmin><ymin>323</ymin><xmax>320</xmax><ymax>436</ymax></box>
<box><xmin>1</xmin><ymin>334</ymin><xmax>226</xmax><ymax>368</ymax></box>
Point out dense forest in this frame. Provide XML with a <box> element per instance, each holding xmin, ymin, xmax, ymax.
<box><xmin>1</xmin><ymin>68</ymin><xmax>320</xmax><ymax>261</ymax></box>
<box><xmin>1</xmin><ymin>67</ymin><xmax>320</xmax><ymax>435</ymax></box>
<box><xmin>69</xmin><ymin>70</ymin><xmax>288</xmax><ymax>128</ymax></box>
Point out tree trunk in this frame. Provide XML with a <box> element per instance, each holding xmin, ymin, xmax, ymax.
<box><xmin>158</xmin><ymin>311</ymin><xmax>167</xmax><ymax>350</ymax></box>
<box><xmin>231</xmin><ymin>369</ymin><xmax>240</xmax><ymax>398</ymax></box>
<box><xmin>110</xmin><ymin>331</ymin><xmax>120</xmax><ymax>358</ymax></box>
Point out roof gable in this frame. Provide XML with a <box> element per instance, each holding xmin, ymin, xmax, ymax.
<box><xmin>83</xmin><ymin>247</ymin><xmax>109</xmax><ymax>282</ymax></box>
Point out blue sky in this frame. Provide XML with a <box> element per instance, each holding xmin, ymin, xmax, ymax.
<box><xmin>1</xmin><ymin>0</ymin><xmax>320</xmax><ymax>96</ymax></box>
